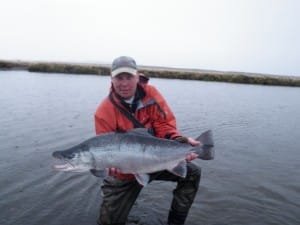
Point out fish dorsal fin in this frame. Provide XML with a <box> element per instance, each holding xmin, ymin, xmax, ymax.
<box><xmin>90</xmin><ymin>169</ymin><xmax>108</xmax><ymax>177</ymax></box>
<box><xmin>126</xmin><ymin>128</ymin><xmax>152</xmax><ymax>137</ymax></box>
<box><xmin>168</xmin><ymin>161</ymin><xmax>187</xmax><ymax>178</ymax></box>
<box><xmin>134</xmin><ymin>173</ymin><xmax>150</xmax><ymax>186</ymax></box>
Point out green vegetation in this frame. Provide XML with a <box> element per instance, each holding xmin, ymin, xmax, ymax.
<box><xmin>0</xmin><ymin>60</ymin><xmax>29</xmax><ymax>69</ymax></box>
<box><xmin>28</xmin><ymin>63</ymin><xmax>110</xmax><ymax>75</ymax></box>
<box><xmin>1</xmin><ymin>59</ymin><xmax>299</xmax><ymax>87</ymax></box>
<box><xmin>138</xmin><ymin>69</ymin><xmax>300</xmax><ymax>87</ymax></box>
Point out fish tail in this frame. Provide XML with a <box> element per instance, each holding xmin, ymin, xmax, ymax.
<box><xmin>194</xmin><ymin>130</ymin><xmax>214</xmax><ymax>160</ymax></box>
<box><xmin>196</xmin><ymin>130</ymin><xmax>214</xmax><ymax>146</ymax></box>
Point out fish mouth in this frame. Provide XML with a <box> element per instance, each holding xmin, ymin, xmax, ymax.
<box><xmin>52</xmin><ymin>159</ymin><xmax>76</xmax><ymax>171</ymax></box>
<box><xmin>52</xmin><ymin>163</ymin><xmax>73</xmax><ymax>171</ymax></box>
<box><xmin>52</xmin><ymin>151</ymin><xmax>77</xmax><ymax>171</ymax></box>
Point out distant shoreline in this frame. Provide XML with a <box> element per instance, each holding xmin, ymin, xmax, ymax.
<box><xmin>1</xmin><ymin>59</ymin><xmax>300</xmax><ymax>87</ymax></box>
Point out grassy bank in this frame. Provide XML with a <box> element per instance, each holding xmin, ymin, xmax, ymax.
<box><xmin>0</xmin><ymin>60</ymin><xmax>30</xmax><ymax>69</ymax></box>
<box><xmin>28</xmin><ymin>62</ymin><xmax>110</xmax><ymax>75</ymax></box>
<box><xmin>1</xmin><ymin>59</ymin><xmax>300</xmax><ymax>87</ymax></box>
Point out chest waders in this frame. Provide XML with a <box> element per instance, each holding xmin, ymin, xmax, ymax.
<box><xmin>98</xmin><ymin>162</ymin><xmax>201</xmax><ymax>225</ymax></box>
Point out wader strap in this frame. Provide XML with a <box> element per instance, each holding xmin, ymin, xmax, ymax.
<box><xmin>109</xmin><ymin>93</ymin><xmax>144</xmax><ymax>128</ymax></box>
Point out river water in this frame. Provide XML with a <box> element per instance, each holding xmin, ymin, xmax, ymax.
<box><xmin>0</xmin><ymin>70</ymin><xmax>299</xmax><ymax>225</ymax></box>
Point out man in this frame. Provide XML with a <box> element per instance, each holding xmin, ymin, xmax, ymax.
<box><xmin>94</xmin><ymin>56</ymin><xmax>201</xmax><ymax>225</ymax></box>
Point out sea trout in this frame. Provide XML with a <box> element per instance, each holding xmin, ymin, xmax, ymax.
<box><xmin>52</xmin><ymin>128</ymin><xmax>214</xmax><ymax>185</ymax></box>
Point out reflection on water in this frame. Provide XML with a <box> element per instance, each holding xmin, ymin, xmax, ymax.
<box><xmin>0</xmin><ymin>71</ymin><xmax>299</xmax><ymax>225</ymax></box>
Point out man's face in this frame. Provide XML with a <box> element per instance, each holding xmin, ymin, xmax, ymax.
<box><xmin>111</xmin><ymin>73</ymin><xmax>139</xmax><ymax>100</ymax></box>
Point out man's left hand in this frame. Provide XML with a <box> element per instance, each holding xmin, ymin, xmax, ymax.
<box><xmin>186</xmin><ymin>137</ymin><xmax>201</xmax><ymax>162</ymax></box>
<box><xmin>186</xmin><ymin>152</ymin><xmax>198</xmax><ymax>162</ymax></box>
<box><xmin>187</xmin><ymin>137</ymin><xmax>201</xmax><ymax>146</ymax></box>
<box><xmin>175</xmin><ymin>136</ymin><xmax>201</xmax><ymax>162</ymax></box>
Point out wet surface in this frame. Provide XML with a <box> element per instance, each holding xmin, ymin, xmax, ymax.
<box><xmin>0</xmin><ymin>71</ymin><xmax>300</xmax><ymax>225</ymax></box>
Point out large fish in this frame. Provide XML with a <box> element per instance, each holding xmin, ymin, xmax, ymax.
<box><xmin>52</xmin><ymin>128</ymin><xmax>214</xmax><ymax>185</ymax></box>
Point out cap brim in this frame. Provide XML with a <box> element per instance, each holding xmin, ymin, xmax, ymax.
<box><xmin>111</xmin><ymin>67</ymin><xmax>137</xmax><ymax>77</ymax></box>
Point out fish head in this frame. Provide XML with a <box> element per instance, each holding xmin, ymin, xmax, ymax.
<box><xmin>52</xmin><ymin>144</ymin><xmax>95</xmax><ymax>172</ymax></box>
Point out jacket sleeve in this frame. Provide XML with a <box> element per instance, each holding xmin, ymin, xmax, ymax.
<box><xmin>94</xmin><ymin>98</ymin><xmax>116</xmax><ymax>135</ymax></box>
<box><xmin>148</xmin><ymin>86</ymin><xmax>182</xmax><ymax>139</ymax></box>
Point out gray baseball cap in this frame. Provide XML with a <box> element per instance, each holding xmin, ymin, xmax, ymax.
<box><xmin>111</xmin><ymin>56</ymin><xmax>137</xmax><ymax>77</ymax></box>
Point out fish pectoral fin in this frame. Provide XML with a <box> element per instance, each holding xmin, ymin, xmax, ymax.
<box><xmin>168</xmin><ymin>161</ymin><xmax>187</xmax><ymax>178</ymax></box>
<box><xmin>90</xmin><ymin>169</ymin><xmax>107</xmax><ymax>177</ymax></box>
<box><xmin>134</xmin><ymin>173</ymin><xmax>150</xmax><ymax>186</ymax></box>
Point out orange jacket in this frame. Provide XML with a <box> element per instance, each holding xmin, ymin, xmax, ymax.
<box><xmin>94</xmin><ymin>83</ymin><xmax>182</xmax><ymax>179</ymax></box>
<box><xmin>95</xmin><ymin>83</ymin><xmax>181</xmax><ymax>139</ymax></box>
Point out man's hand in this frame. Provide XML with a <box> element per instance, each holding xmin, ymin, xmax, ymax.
<box><xmin>187</xmin><ymin>137</ymin><xmax>201</xmax><ymax>146</ymax></box>
<box><xmin>175</xmin><ymin>136</ymin><xmax>201</xmax><ymax>146</ymax></box>
<box><xmin>186</xmin><ymin>152</ymin><xmax>198</xmax><ymax>162</ymax></box>
<box><xmin>176</xmin><ymin>136</ymin><xmax>201</xmax><ymax>162</ymax></box>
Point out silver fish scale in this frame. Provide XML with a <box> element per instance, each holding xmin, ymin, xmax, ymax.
<box><xmin>90</xmin><ymin>136</ymin><xmax>190</xmax><ymax>174</ymax></box>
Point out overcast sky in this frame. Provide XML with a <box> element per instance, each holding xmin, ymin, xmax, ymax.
<box><xmin>1</xmin><ymin>0</ymin><xmax>299</xmax><ymax>76</ymax></box>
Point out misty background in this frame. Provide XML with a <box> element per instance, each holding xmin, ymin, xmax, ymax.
<box><xmin>1</xmin><ymin>0</ymin><xmax>299</xmax><ymax>76</ymax></box>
